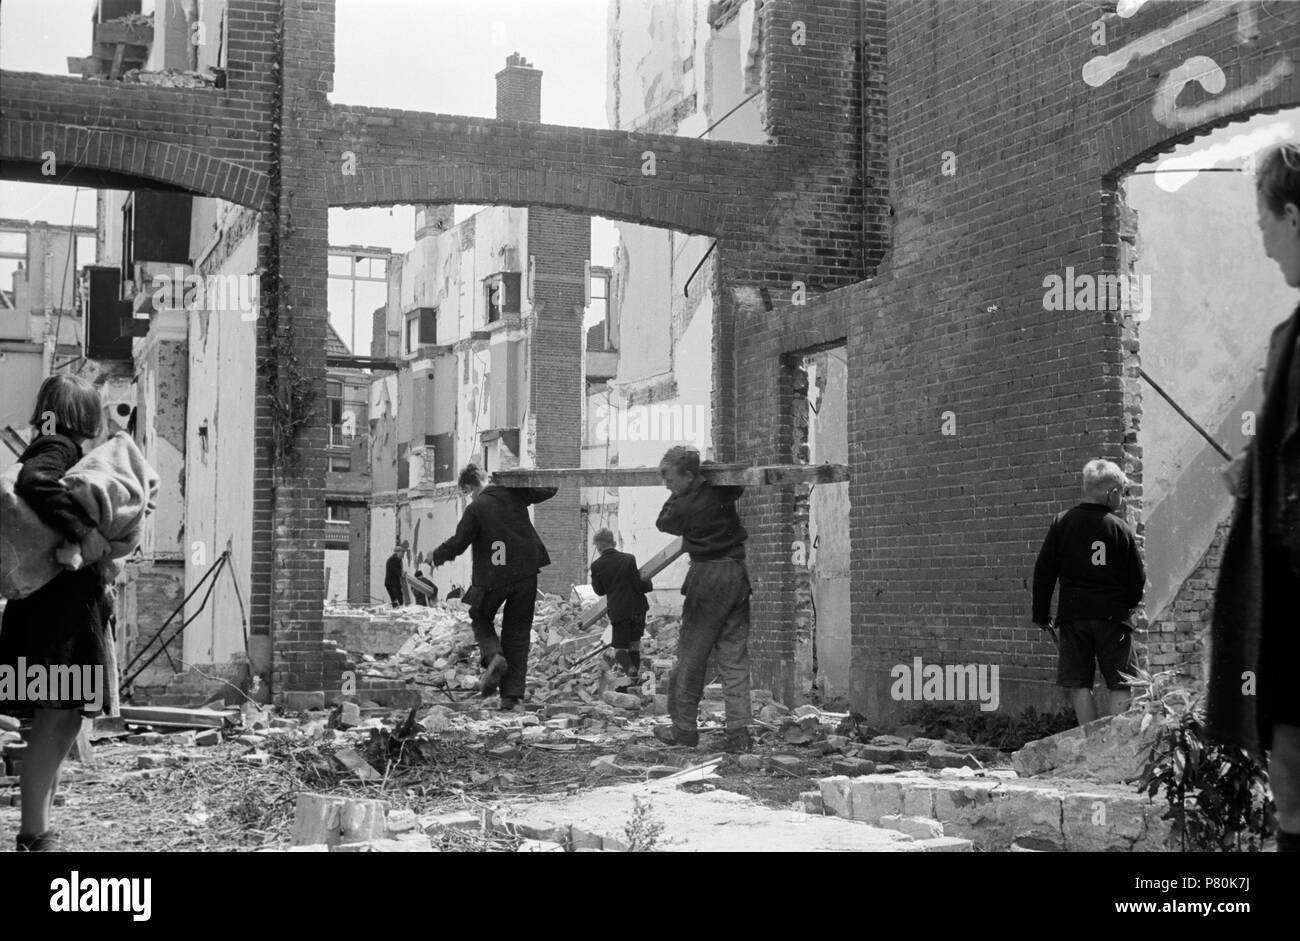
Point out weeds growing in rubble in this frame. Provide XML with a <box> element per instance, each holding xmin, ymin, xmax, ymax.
<box><xmin>622</xmin><ymin>796</ymin><xmax>665</xmax><ymax>852</ymax></box>
<box><xmin>897</xmin><ymin>703</ymin><xmax>1076</xmax><ymax>751</ymax></box>
<box><xmin>1130</xmin><ymin>667</ymin><xmax>1275</xmax><ymax>852</ymax></box>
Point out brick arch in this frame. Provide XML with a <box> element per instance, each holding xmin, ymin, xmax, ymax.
<box><xmin>1097</xmin><ymin>79</ymin><xmax>1300</xmax><ymax>179</ymax></box>
<box><xmin>326</xmin><ymin>162</ymin><xmax>726</xmax><ymax>236</ymax></box>
<box><xmin>1</xmin><ymin>119</ymin><xmax>269</xmax><ymax>209</ymax></box>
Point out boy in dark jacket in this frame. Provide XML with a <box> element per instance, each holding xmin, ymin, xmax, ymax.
<box><xmin>1208</xmin><ymin>142</ymin><xmax>1300</xmax><ymax>852</ymax></box>
<box><xmin>652</xmin><ymin>446</ymin><xmax>752</xmax><ymax>752</ymax></box>
<box><xmin>1032</xmin><ymin>458</ymin><xmax>1146</xmax><ymax>726</ymax></box>
<box><xmin>431</xmin><ymin>464</ymin><xmax>556</xmax><ymax>710</ymax></box>
<box><xmin>589</xmin><ymin>528</ymin><xmax>653</xmax><ymax>678</ymax></box>
<box><xmin>384</xmin><ymin>544</ymin><xmax>406</xmax><ymax>607</ymax></box>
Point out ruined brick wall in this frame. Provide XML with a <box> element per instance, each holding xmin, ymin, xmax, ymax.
<box><xmin>828</xmin><ymin>0</ymin><xmax>1300</xmax><ymax>718</ymax></box>
<box><xmin>1</xmin><ymin>1</ymin><xmax>278</xmax><ymax>204</ymax></box>
<box><xmin>263</xmin><ymin>0</ymin><xmax>347</xmax><ymax>704</ymax></box>
<box><xmin>1144</xmin><ymin>515</ymin><xmax>1232</xmax><ymax>682</ymax></box>
<box><xmin>725</xmin><ymin>0</ymin><xmax>875</xmax><ymax>701</ymax></box>
<box><xmin>529</xmin><ymin>208</ymin><xmax>590</xmax><ymax>594</ymax></box>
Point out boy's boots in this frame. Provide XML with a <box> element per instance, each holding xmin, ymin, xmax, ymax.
<box><xmin>480</xmin><ymin>654</ymin><xmax>509</xmax><ymax>697</ymax></box>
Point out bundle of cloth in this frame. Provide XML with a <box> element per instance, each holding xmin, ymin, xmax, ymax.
<box><xmin>0</xmin><ymin>431</ymin><xmax>160</xmax><ymax>600</ymax></box>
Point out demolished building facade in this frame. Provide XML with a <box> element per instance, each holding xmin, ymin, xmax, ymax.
<box><xmin>2</xmin><ymin>0</ymin><xmax>1299</xmax><ymax>718</ymax></box>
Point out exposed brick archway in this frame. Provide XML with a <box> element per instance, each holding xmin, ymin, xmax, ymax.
<box><xmin>328</xmin><ymin>160</ymin><xmax>726</xmax><ymax>237</ymax></box>
<box><xmin>323</xmin><ymin>108</ymin><xmax>791</xmax><ymax>237</ymax></box>
<box><xmin>0</xmin><ymin>0</ymin><xmax>872</xmax><ymax>707</ymax></box>
<box><xmin>1</xmin><ymin>119</ymin><xmax>270</xmax><ymax>207</ymax></box>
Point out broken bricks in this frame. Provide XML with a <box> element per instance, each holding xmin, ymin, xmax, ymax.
<box><xmin>599</xmin><ymin>690</ymin><xmax>641</xmax><ymax>710</ymax></box>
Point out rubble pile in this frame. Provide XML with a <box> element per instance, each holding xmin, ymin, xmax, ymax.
<box><xmin>342</xmin><ymin>595</ymin><xmax>681</xmax><ymax>708</ymax></box>
<box><xmin>120</xmin><ymin>67</ymin><xmax>221</xmax><ymax>88</ymax></box>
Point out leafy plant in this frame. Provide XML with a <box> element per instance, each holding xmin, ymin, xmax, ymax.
<box><xmin>1131</xmin><ymin>667</ymin><xmax>1275</xmax><ymax>852</ymax></box>
<box><xmin>622</xmin><ymin>796</ymin><xmax>665</xmax><ymax>852</ymax></box>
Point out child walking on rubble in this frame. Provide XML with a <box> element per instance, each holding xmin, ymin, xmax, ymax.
<box><xmin>430</xmin><ymin>464</ymin><xmax>556</xmax><ymax>711</ymax></box>
<box><xmin>589</xmin><ymin>528</ymin><xmax>653</xmax><ymax>681</ymax></box>
<box><xmin>0</xmin><ymin>375</ymin><xmax>157</xmax><ymax>851</ymax></box>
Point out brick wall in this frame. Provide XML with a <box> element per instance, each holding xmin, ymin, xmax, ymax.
<box><xmin>1145</xmin><ymin>515</ymin><xmax>1232</xmax><ymax>682</ymax></box>
<box><xmin>10</xmin><ymin>0</ymin><xmax>1293</xmax><ymax>711</ymax></box>
<box><xmin>529</xmin><ymin>207</ymin><xmax>590</xmax><ymax>594</ymax></box>
<box><xmin>265</xmin><ymin>0</ymin><xmax>346</xmax><ymax>702</ymax></box>
<box><xmin>830</xmin><ymin>0</ymin><xmax>1300</xmax><ymax>717</ymax></box>
<box><xmin>725</xmin><ymin>0</ymin><xmax>875</xmax><ymax>702</ymax></box>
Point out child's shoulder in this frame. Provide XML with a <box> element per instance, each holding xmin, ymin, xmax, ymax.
<box><xmin>20</xmin><ymin>433</ymin><xmax>81</xmax><ymax>465</ymax></box>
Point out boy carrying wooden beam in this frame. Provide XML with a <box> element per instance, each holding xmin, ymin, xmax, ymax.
<box><xmin>652</xmin><ymin>446</ymin><xmax>753</xmax><ymax>753</ymax></box>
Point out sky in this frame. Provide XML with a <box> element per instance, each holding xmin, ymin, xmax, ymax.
<box><xmin>0</xmin><ymin>0</ymin><xmax>619</xmax><ymax>269</ymax></box>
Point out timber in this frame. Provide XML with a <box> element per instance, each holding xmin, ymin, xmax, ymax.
<box><xmin>492</xmin><ymin>462</ymin><xmax>849</xmax><ymax>489</ymax></box>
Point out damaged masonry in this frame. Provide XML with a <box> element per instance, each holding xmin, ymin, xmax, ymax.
<box><xmin>0</xmin><ymin>0</ymin><xmax>1298</xmax><ymax>859</ymax></box>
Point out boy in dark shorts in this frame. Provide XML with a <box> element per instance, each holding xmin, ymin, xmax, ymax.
<box><xmin>589</xmin><ymin>528</ymin><xmax>653</xmax><ymax>680</ymax></box>
<box><xmin>1032</xmin><ymin>458</ymin><xmax>1146</xmax><ymax>726</ymax></box>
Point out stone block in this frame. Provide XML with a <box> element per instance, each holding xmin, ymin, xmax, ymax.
<box><xmin>848</xmin><ymin>777</ymin><xmax>905</xmax><ymax>823</ymax></box>
<box><xmin>918</xmin><ymin>836</ymin><xmax>973</xmax><ymax>852</ymax></box>
<box><xmin>293</xmin><ymin>793</ymin><xmax>390</xmax><ymax>846</ymax></box>
<box><xmin>767</xmin><ymin>754</ymin><xmax>807</xmax><ymax>775</ymax></box>
<box><xmin>736</xmin><ymin>753</ymin><xmax>763</xmax><ymax>771</ymax></box>
<box><xmin>870</xmin><ymin>735</ymin><xmax>909</xmax><ymax>748</ymax></box>
<box><xmin>818</xmin><ymin>775</ymin><xmax>853</xmax><ymax>819</ymax></box>
<box><xmin>387</xmin><ymin>809</ymin><xmax>419</xmax><ymax>833</ymax></box>
<box><xmin>831</xmin><ymin>757</ymin><xmax>876</xmax><ymax>776</ymax></box>
<box><xmin>925</xmin><ymin>744</ymin><xmax>980</xmax><ymax>769</ymax></box>
<box><xmin>800</xmin><ymin>791</ymin><xmax>825</xmax><ymax>815</ymax></box>
<box><xmin>1013</xmin><ymin>710</ymin><xmax>1160</xmax><ymax>784</ymax></box>
<box><xmin>931</xmin><ymin>781</ymin><xmax>1009</xmax><ymax>850</ymax></box>
<box><xmin>1062</xmin><ymin>792</ymin><xmax>1172</xmax><ymax>852</ymax></box>
<box><xmin>901</xmin><ymin>782</ymin><xmax>938</xmax><ymax>818</ymax></box>
<box><xmin>880</xmin><ymin>814</ymin><xmax>945</xmax><ymax>839</ymax></box>
<box><xmin>136</xmin><ymin>754</ymin><xmax>167</xmax><ymax>770</ymax></box>
<box><xmin>857</xmin><ymin>744</ymin><xmax>902</xmax><ymax>763</ymax></box>
<box><xmin>194</xmin><ymin>729</ymin><xmax>221</xmax><ymax>747</ymax></box>
<box><xmin>338</xmin><ymin>702</ymin><xmax>362</xmax><ymax>728</ymax></box>
<box><xmin>994</xmin><ymin>784</ymin><xmax>1065</xmax><ymax>849</ymax></box>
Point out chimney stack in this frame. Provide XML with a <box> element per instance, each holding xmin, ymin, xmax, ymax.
<box><xmin>495</xmin><ymin>52</ymin><xmax>541</xmax><ymax>122</ymax></box>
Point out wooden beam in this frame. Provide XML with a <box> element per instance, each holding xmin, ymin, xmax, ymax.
<box><xmin>118</xmin><ymin>705</ymin><xmax>226</xmax><ymax>730</ymax></box>
<box><xmin>492</xmin><ymin>462</ymin><xmax>849</xmax><ymax>489</ymax></box>
<box><xmin>576</xmin><ymin>536</ymin><xmax>683</xmax><ymax>632</ymax></box>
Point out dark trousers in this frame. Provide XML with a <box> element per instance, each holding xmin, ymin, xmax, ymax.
<box><xmin>468</xmin><ymin>575</ymin><xmax>537</xmax><ymax>700</ymax></box>
<box><xmin>669</xmin><ymin>559</ymin><xmax>752</xmax><ymax>733</ymax></box>
<box><xmin>385</xmin><ymin>584</ymin><xmax>403</xmax><ymax>607</ymax></box>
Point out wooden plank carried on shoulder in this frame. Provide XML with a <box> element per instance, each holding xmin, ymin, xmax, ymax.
<box><xmin>492</xmin><ymin>463</ymin><xmax>848</xmax><ymax>489</ymax></box>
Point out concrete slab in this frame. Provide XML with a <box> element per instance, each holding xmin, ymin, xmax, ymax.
<box><xmin>494</xmin><ymin>779</ymin><xmax>920</xmax><ymax>852</ymax></box>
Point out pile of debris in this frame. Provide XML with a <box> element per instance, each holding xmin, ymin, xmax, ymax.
<box><xmin>345</xmin><ymin>594</ymin><xmax>681</xmax><ymax>707</ymax></box>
